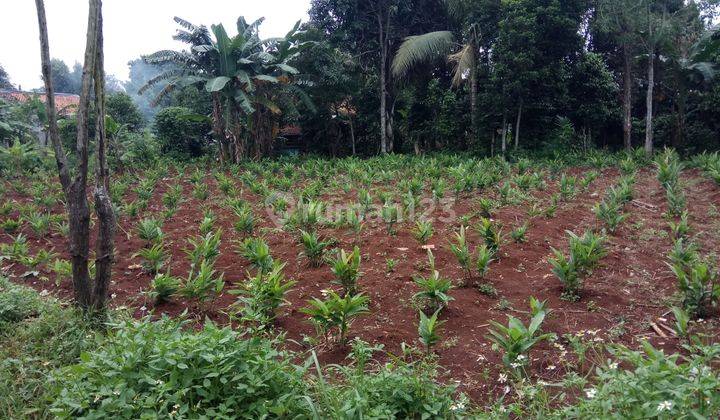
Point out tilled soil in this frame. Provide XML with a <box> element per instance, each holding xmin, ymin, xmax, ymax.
<box><xmin>3</xmin><ymin>166</ymin><xmax>720</xmax><ymax>401</ymax></box>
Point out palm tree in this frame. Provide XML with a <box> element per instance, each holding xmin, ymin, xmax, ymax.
<box><xmin>141</xmin><ymin>17</ymin><xmax>311</xmax><ymax>162</ymax></box>
<box><xmin>666</xmin><ymin>25</ymin><xmax>719</xmax><ymax>147</ymax></box>
<box><xmin>391</xmin><ymin>0</ymin><xmax>482</xmax><ymax>147</ymax></box>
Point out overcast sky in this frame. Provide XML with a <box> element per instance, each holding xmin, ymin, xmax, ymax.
<box><xmin>1</xmin><ymin>0</ymin><xmax>311</xmax><ymax>90</ymax></box>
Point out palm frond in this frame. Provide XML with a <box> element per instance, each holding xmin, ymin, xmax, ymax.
<box><xmin>449</xmin><ymin>43</ymin><xmax>475</xmax><ymax>87</ymax></box>
<box><xmin>391</xmin><ymin>31</ymin><xmax>455</xmax><ymax>79</ymax></box>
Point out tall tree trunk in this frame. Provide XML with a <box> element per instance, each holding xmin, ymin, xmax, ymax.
<box><xmin>35</xmin><ymin>0</ymin><xmax>112</xmax><ymax>313</ymax></box>
<box><xmin>469</xmin><ymin>51</ymin><xmax>478</xmax><ymax>148</ymax></box>
<box><xmin>491</xmin><ymin>130</ymin><xmax>495</xmax><ymax>157</ymax></box>
<box><xmin>378</xmin><ymin>9</ymin><xmax>388</xmax><ymax>154</ymax></box>
<box><xmin>622</xmin><ymin>42</ymin><xmax>633</xmax><ymax>151</ymax></box>
<box><xmin>501</xmin><ymin>112</ymin><xmax>507</xmax><ymax>155</ymax></box>
<box><xmin>211</xmin><ymin>93</ymin><xmax>229</xmax><ymax>164</ymax></box>
<box><xmin>91</xmin><ymin>0</ymin><xmax>115</xmax><ymax>314</ymax></box>
<box><xmin>644</xmin><ymin>46</ymin><xmax>655</xmax><ymax>157</ymax></box>
<box><xmin>349</xmin><ymin>117</ymin><xmax>356</xmax><ymax>156</ymax></box>
<box><xmin>514</xmin><ymin>98</ymin><xmax>523</xmax><ymax>150</ymax></box>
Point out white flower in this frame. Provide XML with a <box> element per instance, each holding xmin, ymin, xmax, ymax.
<box><xmin>546</xmin><ymin>364</ymin><xmax>556</xmax><ymax>371</ymax></box>
<box><xmin>657</xmin><ymin>401</ymin><xmax>673</xmax><ymax>411</ymax></box>
<box><xmin>111</xmin><ymin>293</ymin><xmax>117</xmax><ymax>299</ymax></box>
<box><xmin>450</xmin><ymin>401</ymin><xmax>465</xmax><ymax>412</ymax></box>
<box><xmin>585</xmin><ymin>388</ymin><xmax>597</xmax><ymax>399</ymax></box>
<box><xmin>140</xmin><ymin>306</ymin><xmax>147</xmax><ymax>312</ymax></box>
<box><xmin>510</xmin><ymin>362</ymin><xmax>522</xmax><ymax>369</ymax></box>
<box><xmin>503</xmin><ymin>386</ymin><xmax>511</xmax><ymax>395</ymax></box>
<box><xmin>516</xmin><ymin>354</ymin><xmax>527</xmax><ymax>361</ymax></box>
<box><xmin>498</xmin><ymin>373</ymin><xmax>508</xmax><ymax>383</ymax></box>
<box><xmin>608</xmin><ymin>362</ymin><xmax>618</xmax><ymax>370</ymax></box>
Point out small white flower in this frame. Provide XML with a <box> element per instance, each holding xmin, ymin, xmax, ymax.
<box><xmin>657</xmin><ymin>401</ymin><xmax>673</xmax><ymax>411</ymax></box>
<box><xmin>503</xmin><ymin>386</ymin><xmax>511</xmax><ymax>395</ymax></box>
<box><xmin>450</xmin><ymin>401</ymin><xmax>465</xmax><ymax>412</ymax></box>
<box><xmin>546</xmin><ymin>364</ymin><xmax>556</xmax><ymax>371</ymax></box>
<box><xmin>608</xmin><ymin>362</ymin><xmax>619</xmax><ymax>370</ymax></box>
<box><xmin>497</xmin><ymin>373</ymin><xmax>508</xmax><ymax>383</ymax></box>
<box><xmin>510</xmin><ymin>362</ymin><xmax>522</xmax><ymax>369</ymax></box>
<box><xmin>585</xmin><ymin>388</ymin><xmax>597</xmax><ymax>399</ymax></box>
<box><xmin>516</xmin><ymin>354</ymin><xmax>527</xmax><ymax>361</ymax></box>
<box><xmin>140</xmin><ymin>306</ymin><xmax>147</xmax><ymax>312</ymax></box>
<box><xmin>111</xmin><ymin>293</ymin><xmax>117</xmax><ymax>299</ymax></box>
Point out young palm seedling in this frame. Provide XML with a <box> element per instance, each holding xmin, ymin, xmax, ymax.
<box><xmin>418</xmin><ymin>309</ymin><xmax>444</xmax><ymax>355</ymax></box>
<box><xmin>412</xmin><ymin>219</ymin><xmax>434</xmax><ymax>244</ymax></box>
<box><xmin>330</xmin><ymin>246</ymin><xmax>362</xmax><ymax>296</ymax></box>
<box><xmin>180</xmin><ymin>259</ymin><xmax>225</xmax><ymax>304</ymax></box>
<box><xmin>413</xmin><ymin>250</ymin><xmax>454</xmax><ymax>311</ymax></box>
<box><xmin>510</xmin><ymin>221</ymin><xmax>529</xmax><ymax>243</ymax></box>
<box><xmin>381</xmin><ymin>201</ymin><xmax>400</xmax><ymax>235</ymax></box>
<box><xmin>25</xmin><ymin>212</ymin><xmax>51</xmax><ymax>237</ymax></box>
<box><xmin>185</xmin><ymin>230</ymin><xmax>222</xmax><ymax>274</ymax></box>
<box><xmin>149</xmin><ymin>272</ymin><xmax>180</xmax><ymax>304</ymax></box>
<box><xmin>1</xmin><ymin>217</ymin><xmax>21</xmax><ymax>234</ymax></box>
<box><xmin>668</xmin><ymin>210</ymin><xmax>691</xmax><ymax>239</ymax></box>
<box><xmin>477</xmin><ymin>217</ymin><xmax>503</xmax><ymax>252</ymax></box>
<box><xmin>475</xmin><ymin>244</ymin><xmax>495</xmax><ymax>280</ymax></box>
<box><xmin>593</xmin><ymin>199</ymin><xmax>628</xmax><ymax>233</ymax></box>
<box><xmin>133</xmin><ymin>243</ymin><xmax>167</xmax><ymax>275</ymax></box>
<box><xmin>233</xmin><ymin>206</ymin><xmax>255</xmax><ymax>234</ymax></box>
<box><xmin>302</xmin><ymin>291</ymin><xmax>369</xmax><ymax>346</ymax></box>
<box><xmin>487</xmin><ymin>302</ymin><xmax>556</xmax><ymax>373</ymax></box>
<box><xmin>238</xmin><ymin>237</ymin><xmax>274</xmax><ymax>273</ymax></box>
<box><xmin>448</xmin><ymin>225</ymin><xmax>472</xmax><ymax>279</ymax></box>
<box><xmin>669</xmin><ymin>259</ymin><xmax>718</xmax><ymax>318</ymax></box>
<box><xmin>136</xmin><ymin>218</ymin><xmax>164</xmax><ymax>245</ymax></box>
<box><xmin>232</xmin><ymin>262</ymin><xmax>296</xmax><ymax>330</ymax></box>
<box><xmin>299</xmin><ymin>229</ymin><xmax>334</xmax><ymax>267</ymax></box>
<box><xmin>549</xmin><ymin>249</ymin><xmax>581</xmax><ymax>301</ymax></box>
<box><xmin>559</xmin><ymin>174</ymin><xmax>577</xmax><ymax>200</ymax></box>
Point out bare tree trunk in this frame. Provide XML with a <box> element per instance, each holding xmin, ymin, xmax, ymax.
<box><xmin>514</xmin><ymin>98</ymin><xmax>523</xmax><ymax>150</ymax></box>
<box><xmin>622</xmin><ymin>42</ymin><xmax>633</xmax><ymax>151</ymax></box>
<box><xmin>36</xmin><ymin>0</ymin><xmax>113</xmax><ymax>314</ymax></box>
<box><xmin>349</xmin><ymin>117</ymin><xmax>356</xmax><ymax>156</ymax></box>
<box><xmin>644</xmin><ymin>45</ymin><xmax>655</xmax><ymax>157</ymax></box>
<box><xmin>377</xmin><ymin>4</ymin><xmax>392</xmax><ymax>154</ymax></box>
<box><xmin>211</xmin><ymin>93</ymin><xmax>229</xmax><ymax>164</ymax></box>
<box><xmin>469</xmin><ymin>52</ymin><xmax>478</xmax><ymax>148</ymax></box>
<box><xmin>501</xmin><ymin>112</ymin><xmax>507</xmax><ymax>155</ymax></box>
<box><xmin>91</xmin><ymin>0</ymin><xmax>115</xmax><ymax>314</ymax></box>
<box><xmin>34</xmin><ymin>0</ymin><xmax>70</xmax><ymax>190</ymax></box>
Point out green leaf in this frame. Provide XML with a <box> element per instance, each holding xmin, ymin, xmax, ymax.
<box><xmin>205</xmin><ymin>76</ymin><xmax>232</xmax><ymax>92</ymax></box>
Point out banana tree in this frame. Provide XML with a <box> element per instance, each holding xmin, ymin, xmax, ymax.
<box><xmin>142</xmin><ymin>17</ymin><xmax>311</xmax><ymax>163</ymax></box>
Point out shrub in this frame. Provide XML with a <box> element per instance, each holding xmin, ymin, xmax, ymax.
<box><xmin>153</xmin><ymin>106</ymin><xmax>210</xmax><ymax>157</ymax></box>
<box><xmin>50</xmin><ymin>318</ymin><xmax>311</xmax><ymax>418</ymax></box>
<box><xmin>561</xmin><ymin>341</ymin><xmax>720</xmax><ymax>418</ymax></box>
<box><xmin>311</xmin><ymin>343</ymin><xmax>463</xmax><ymax>419</ymax></box>
<box><xmin>0</xmin><ymin>277</ymin><xmax>42</xmax><ymax>329</ymax></box>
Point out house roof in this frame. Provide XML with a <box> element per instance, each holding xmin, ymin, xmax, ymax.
<box><xmin>279</xmin><ymin>125</ymin><xmax>302</xmax><ymax>137</ymax></box>
<box><xmin>0</xmin><ymin>89</ymin><xmax>79</xmax><ymax>115</ymax></box>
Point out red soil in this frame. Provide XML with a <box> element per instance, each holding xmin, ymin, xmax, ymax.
<box><xmin>3</xmin><ymin>166</ymin><xmax>720</xmax><ymax>401</ymax></box>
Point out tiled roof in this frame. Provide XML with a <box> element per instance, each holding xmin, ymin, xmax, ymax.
<box><xmin>0</xmin><ymin>89</ymin><xmax>79</xmax><ymax>115</ymax></box>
